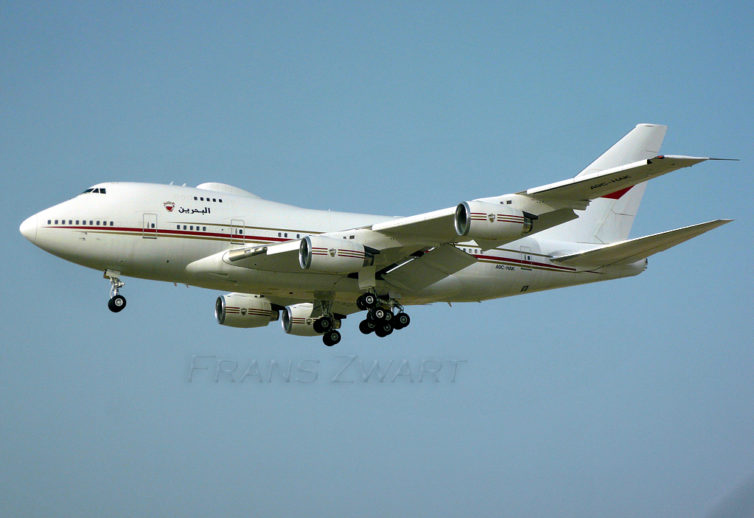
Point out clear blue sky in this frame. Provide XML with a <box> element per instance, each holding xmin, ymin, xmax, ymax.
<box><xmin>2</xmin><ymin>2</ymin><xmax>752</xmax><ymax>517</ymax></box>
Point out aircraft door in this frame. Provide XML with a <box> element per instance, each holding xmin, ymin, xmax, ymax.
<box><xmin>230</xmin><ymin>219</ymin><xmax>245</xmax><ymax>244</ymax></box>
<box><xmin>142</xmin><ymin>213</ymin><xmax>158</xmax><ymax>239</ymax></box>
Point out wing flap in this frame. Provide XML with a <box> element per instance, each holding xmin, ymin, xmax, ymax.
<box><xmin>552</xmin><ymin>219</ymin><xmax>732</xmax><ymax>268</ymax></box>
<box><xmin>382</xmin><ymin>244</ymin><xmax>476</xmax><ymax>292</ymax></box>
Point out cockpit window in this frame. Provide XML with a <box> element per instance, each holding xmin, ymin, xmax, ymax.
<box><xmin>81</xmin><ymin>187</ymin><xmax>107</xmax><ymax>194</ymax></box>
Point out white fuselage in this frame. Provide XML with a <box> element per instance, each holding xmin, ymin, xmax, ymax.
<box><xmin>20</xmin><ymin>182</ymin><xmax>645</xmax><ymax>309</ymax></box>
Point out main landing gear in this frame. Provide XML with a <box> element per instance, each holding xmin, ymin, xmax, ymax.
<box><xmin>311</xmin><ymin>302</ymin><xmax>342</xmax><ymax>347</ymax></box>
<box><xmin>356</xmin><ymin>292</ymin><xmax>410</xmax><ymax>339</ymax></box>
<box><xmin>315</xmin><ymin>316</ymin><xmax>342</xmax><ymax>347</ymax></box>
<box><xmin>105</xmin><ymin>270</ymin><xmax>127</xmax><ymax>313</ymax></box>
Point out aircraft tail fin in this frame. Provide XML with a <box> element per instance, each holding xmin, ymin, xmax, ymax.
<box><xmin>539</xmin><ymin>124</ymin><xmax>667</xmax><ymax>244</ymax></box>
<box><xmin>551</xmin><ymin>219</ymin><xmax>731</xmax><ymax>268</ymax></box>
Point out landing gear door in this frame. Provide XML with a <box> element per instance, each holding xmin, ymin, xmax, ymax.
<box><xmin>230</xmin><ymin>219</ymin><xmax>245</xmax><ymax>245</ymax></box>
<box><xmin>142</xmin><ymin>213</ymin><xmax>157</xmax><ymax>239</ymax></box>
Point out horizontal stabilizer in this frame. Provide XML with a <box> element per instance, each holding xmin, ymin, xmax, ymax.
<box><xmin>552</xmin><ymin>219</ymin><xmax>732</xmax><ymax>268</ymax></box>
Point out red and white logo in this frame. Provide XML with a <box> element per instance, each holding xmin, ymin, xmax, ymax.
<box><xmin>163</xmin><ymin>201</ymin><xmax>175</xmax><ymax>212</ymax></box>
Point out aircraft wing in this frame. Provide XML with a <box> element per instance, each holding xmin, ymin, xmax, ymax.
<box><xmin>521</xmin><ymin>155</ymin><xmax>708</xmax><ymax>207</ymax></box>
<box><xmin>366</xmin><ymin>156</ymin><xmax>715</xmax><ymax>249</ymax></box>
<box><xmin>551</xmin><ymin>219</ymin><xmax>732</xmax><ymax>268</ymax></box>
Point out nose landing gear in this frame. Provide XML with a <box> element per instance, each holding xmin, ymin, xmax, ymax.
<box><xmin>104</xmin><ymin>270</ymin><xmax>126</xmax><ymax>313</ymax></box>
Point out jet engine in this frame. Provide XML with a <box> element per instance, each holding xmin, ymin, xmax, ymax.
<box><xmin>454</xmin><ymin>201</ymin><xmax>534</xmax><ymax>242</ymax></box>
<box><xmin>298</xmin><ymin>235</ymin><xmax>373</xmax><ymax>273</ymax></box>
<box><xmin>282</xmin><ymin>303</ymin><xmax>341</xmax><ymax>336</ymax></box>
<box><xmin>215</xmin><ymin>293</ymin><xmax>279</xmax><ymax>328</ymax></box>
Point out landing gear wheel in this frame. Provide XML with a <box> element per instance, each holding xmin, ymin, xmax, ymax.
<box><xmin>313</xmin><ymin>317</ymin><xmax>333</xmax><ymax>333</ymax></box>
<box><xmin>394</xmin><ymin>312</ymin><xmax>410</xmax><ymax>329</ymax></box>
<box><xmin>371</xmin><ymin>307</ymin><xmax>387</xmax><ymax>321</ymax></box>
<box><xmin>357</xmin><ymin>293</ymin><xmax>377</xmax><ymax>310</ymax></box>
<box><xmin>374</xmin><ymin>322</ymin><xmax>393</xmax><ymax>338</ymax></box>
<box><xmin>108</xmin><ymin>295</ymin><xmax>127</xmax><ymax>313</ymax></box>
<box><xmin>359</xmin><ymin>319</ymin><xmax>376</xmax><ymax>334</ymax></box>
<box><xmin>323</xmin><ymin>330</ymin><xmax>341</xmax><ymax>347</ymax></box>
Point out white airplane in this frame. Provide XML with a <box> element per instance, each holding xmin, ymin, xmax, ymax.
<box><xmin>19</xmin><ymin>124</ymin><xmax>732</xmax><ymax>346</ymax></box>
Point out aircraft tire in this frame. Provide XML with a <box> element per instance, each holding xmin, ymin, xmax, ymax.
<box><xmin>359</xmin><ymin>319</ymin><xmax>375</xmax><ymax>334</ymax></box>
<box><xmin>323</xmin><ymin>330</ymin><xmax>341</xmax><ymax>346</ymax></box>
<box><xmin>362</xmin><ymin>293</ymin><xmax>377</xmax><ymax>308</ymax></box>
<box><xmin>375</xmin><ymin>322</ymin><xmax>393</xmax><ymax>338</ymax></box>
<box><xmin>315</xmin><ymin>317</ymin><xmax>332</xmax><ymax>333</ymax></box>
<box><xmin>108</xmin><ymin>295</ymin><xmax>126</xmax><ymax>313</ymax></box>
<box><xmin>394</xmin><ymin>312</ymin><xmax>410</xmax><ymax>329</ymax></box>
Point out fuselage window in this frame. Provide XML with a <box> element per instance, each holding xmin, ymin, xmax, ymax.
<box><xmin>219</xmin><ymin>199</ymin><xmax>222</xmax><ymax>203</ymax></box>
<box><xmin>89</xmin><ymin>220</ymin><xmax>93</xmax><ymax>225</ymax></box>
<box><xmin>203</xmin><ymin>226</ymin><xmax>207</xmax><ymax>231</ymax></box>
<box><xmin>212</xmin><ymin>198</ymin><xmax>216</xmax><ymax>202</ymax></box>
<box><xmin>183</xmin><ymin>225</ymin><xmax>187</xmax><ymax>230</ymax></box>
<box><xmin>151</xmin><ymin>223</ymin><xmax>155</xmax><ymax>229</ymax></box>
<box><xmin>55</xmin><ymin>220</ymin><xmax>58</xmax><ymax>224</ymax></box>
<box><xmin>68</xmin><ymin>220</ymin><xmax>72</xmax><ymax>225</ymax></box>
<box><xmin>110</xmin><ymin>221</ymin><xmax>114</xmax><ymax>226</ymax></box>
<box><xmin>239</xmin><ymin>229</ymin><xmax>243</xmax><ymax>234</ymax></box>
<box><xmin>190</xmin><ymin>226</ymin><xmax>194</xmax><ymax>230</ymax></box>
<box><xmin>47</xmin><ymin>220</ymin><xmax>51</xmax><ymax>224</ymax></box>
<box><xmin>76</xmin><ymin>220</ymin><xmax>79</xmax><ymax>225</ymax></box>
<box><xmin>194</xmin><ymin>196</ymin><xmax>198</xmax><ymax>201</ymax></box>
<box><xmin>200</xmin><ymin>197</ymin><xmax>204</xmax><ymax>201</ymax></box>
<box><xmin>96</xmin><ymin>221</ymin><xmax>100</xmax><ymax>226</ymax></box>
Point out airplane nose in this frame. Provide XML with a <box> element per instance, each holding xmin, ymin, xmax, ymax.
<box><xmin>20</xmin><ymin>214</ymin><xmax>38</xmax><ymax>243</ymax></box>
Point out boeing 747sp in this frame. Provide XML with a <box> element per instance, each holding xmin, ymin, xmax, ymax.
<box><xmin>19</xmin><ymin>124</ymin><xmax>732</xmax><ymax>346</ymax></box>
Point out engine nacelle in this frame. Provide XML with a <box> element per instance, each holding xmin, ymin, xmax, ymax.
<box><xmin>454</xmin><ymin>201</ymin><xmax>534</xmax><ymax>243</ymax></box>
<box><xmin>299</xmin><ymin>235</ymin><xmax>373</xmax><ymax>274</ymax></box>
<box><xmin>215</xmin><ymin>293</ymin><xmax>279</xmax><ymax>328</ymax></box>
<box><xmin>282</xmin><ymin>303</ymin><xmax>341</xmax><ymax>336</ymax></box>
